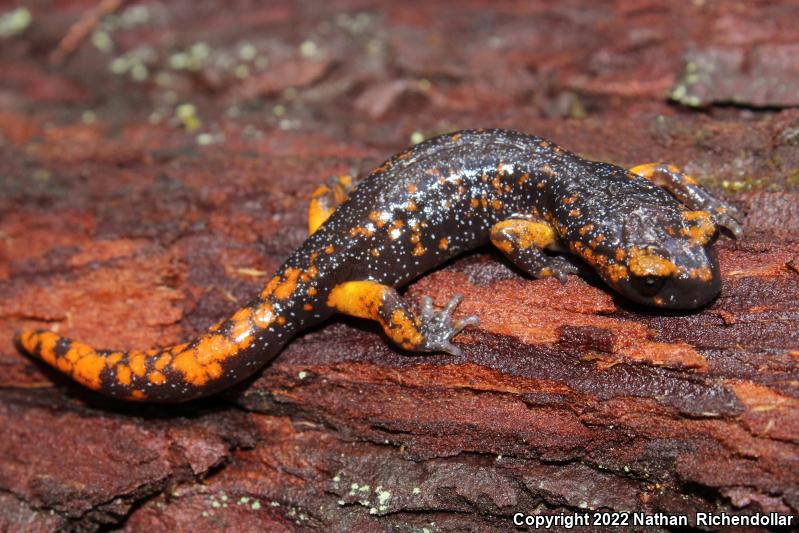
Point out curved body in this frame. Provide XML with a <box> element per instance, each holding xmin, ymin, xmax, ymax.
<box><xmin>16</xmin><ymin>129</ymin><xmax>742</xmax><ymax>402</ymax></box>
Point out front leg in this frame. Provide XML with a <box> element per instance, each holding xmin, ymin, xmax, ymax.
<box><xmin>490</xmin><ymin>218</ymin><xmax>578</xmax><ymax>283</ymax></box>
<box><xmin>326</xmin><ymin>281</ymin><xmax>478</xmax><ymax>356</ymax></box>
<box><xmin>629</xmin><ymin>163</ymin><xmax>744</xmax><ymax>238</ymax></box>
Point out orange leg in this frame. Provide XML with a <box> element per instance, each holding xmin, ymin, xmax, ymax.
<box><xmin>308</xmin><ymin>174</ymin><xmax>355</xmax><ymax>234</ymax></box>
<box><xmin>490</xmin><ymin>217</ymin><xmax>577</xmax><ymax>283</ymax></box>
<box><xmin>326</xmin><ymin>280</ymin><xmax>478</xmax><ymax>356</ymax></box>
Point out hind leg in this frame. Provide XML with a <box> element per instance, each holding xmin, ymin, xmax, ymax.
<box><xmin>308</xmin><ymin>174</ymin><xmax>357</xmax><ymax>234</ymax></box>
<box><xmin>629</xmin><ymin>163</ymin><xmax>744</xmax><ymax>238</ymax></box>
<box><xmin>326</xmin><ymin>280</ymin><xmax>478</xmax><ymax>356</ymax></box>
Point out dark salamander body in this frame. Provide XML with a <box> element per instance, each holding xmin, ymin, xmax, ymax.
<box><xmin>16</xmin><ymin>129</ymin><xmax>743</xmax><ymax>402</ymax></box>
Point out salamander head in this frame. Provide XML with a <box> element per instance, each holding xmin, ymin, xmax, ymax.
<box><xmin>590</xmin><ymin>207</ymin><xmax>722</xmax><ymax>309</ymax></box>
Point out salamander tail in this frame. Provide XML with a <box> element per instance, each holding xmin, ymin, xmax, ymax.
<box><xmin>15</xmin><ymin>303</ymin><xmax>289</xmax><ymax>402</ymax></box>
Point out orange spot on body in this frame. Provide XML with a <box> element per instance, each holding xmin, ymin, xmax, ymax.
<box><xmin>117</xmin><ymin>365</ymin><xmax>132</xmax><ymax>386</ymax></box>
<box><xmin>274</xmin><ymin>268</ymin><xmax>301</xmax><ymax>300</ymax></box>
<box><xmin>300</xmin><ymin>266</ymin><xmax>316</xmax><ymax>283</ymax></box>
<box><xmin>369</xmin><ymin>211</ymin><xmax>388</xmax><ymax>228</ymax></box>
<box><xmin>491</xmin><ymin>175</ymin><xmax>502</xmax><ymax>193</ymax></box>
<box><xmin>155</xmin><ymin>354</ymin><xmax>172</xmax><ymax>370</ymax></box>
<box><xmin>590</xmin><ymin>234</ymin><xmax>606</xmax><ymax>248</ymax></box>
<box><xmin>172</xmin><ymin>350</ymin><xmax>207</xmax><ymax>386</ymax></box>
<box><xmin>69</xmin><ymin>343</ymin><xmax>106</xmax><ymax>390</ymax></box>
<box><xmin>606</xmin><ymin>264</ymin><xmax>629</xmax><ymax>283</ymax></box>
<box><xmin>439</xmin><ymin>237</ymin><xmax>449</xmax><ymax>250</ymax></box>
<box><xmin>207</xmin><ymin>362</ymin><xmax>223</xmax><ymax>379</ymax></box>
<box><xmin>171</xmin><ymin>342</ymin><xmax>189</xmax><ymax>355</ymax></box>
<box><xmin>230</xmin><ymin>307</ymin><xmax>253</xmax><ymax>343</ymax></box>
<box><xmin>57</xmin><ymin>358</ymin><xmax>73</xmax><ymax>373</ymax></box>
<box><xmin>350</xmin><ymin>226</ymin><xmax>374</xmax><ymax>238</ymax></box>
<box><xmin>260</xmin><ymin>275</ymin><xmax>281</xmax><ymax>298</ymax></box>
<box><xmin>682</xmin><ymin>210</ymin><xmax>716</xmax><ymax>245</ymax></box>
<box><xmin>129</xmin><ymin>353</ymin><xmax>147</xmax><ymax>378</ymax></box>
<box><xmin>195</xmin><ymin>334</ymin><xmax>237</xmax><ymax>364</ymax></box>
<box><xmin>388</xmin><ymin>219</ymin><xmax>404</xmax><ymax>240</ymax></box>
<box><xmin>629</xmin><ymin>248</ymin><xmax>678</xmax><ymax>277</ymax></box>
<box><xmin>30</xmin><ymin>331</ymin><xmax>59</xmax><ymax>365</ymax></box>
<box><xmin>171</xmin><ymin>332</ymin><xmax>240</xmax><ymax>388</ymax></box>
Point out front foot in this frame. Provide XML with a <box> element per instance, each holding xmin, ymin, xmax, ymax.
<box><xmin>709</xmin><ymin>204</ymin><xmax>744</xmax><ymax>239</ymax></box>
<box><xmin>417</xmin><ymin>294</ymin><xmax>479</xmax><ymax>356</ymax></box>
<box><xmin>635</xmin><ymin>163</ymin><xmax>745</xmax><ymax>239</ymax></box>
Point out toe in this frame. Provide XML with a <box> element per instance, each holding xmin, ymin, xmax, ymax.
<box><xmin>420</xmin><ymin>296</ymin><xmax>434</xmax><ymax>319</ymax></box>
<box><xmin>717</xmin><ymin>214</ymin><xmax>744</xmax><ymax>238</ymax></box>
<box><xmin>444</xmin><ymin>294</ymin><xmax>463</xmax><ymax>315</ymax></box>
<box><xmin>453</xmin><ymin>315</ymin><xmax>479</xmax><ymax>334</ymax></box>
<box><xmin>441</xmin><ymin>341</ymin><xmax>462</xmax><ymax>357</ymax></box>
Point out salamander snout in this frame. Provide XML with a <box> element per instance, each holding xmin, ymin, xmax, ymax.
<box><xmin>610</xmin><ymin>243</ymin><xmax>722</xmax><ymax>309</ymax></box>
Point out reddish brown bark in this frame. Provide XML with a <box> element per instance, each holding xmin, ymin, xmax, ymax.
<box><xmin>0</xmin><ymin>1</ymin><xmax>797</xmax><ymax>531</ymax></box>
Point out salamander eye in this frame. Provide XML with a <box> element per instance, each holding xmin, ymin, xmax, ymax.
<box><xmin>630</xmin><ymin>275</ymin><xmax>667</xmax><ymax>296</ymax></box>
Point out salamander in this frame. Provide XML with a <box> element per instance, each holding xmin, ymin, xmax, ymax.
<box><xmin>15</xmin><ymin>129</ymin><xmax>744</xmax><ymax>402</ymax></box>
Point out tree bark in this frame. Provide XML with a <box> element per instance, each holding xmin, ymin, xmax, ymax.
<box><xmin>0</xmin><ymin>1</ymin><xmax>797</xmax><ymax>531</ymax></box>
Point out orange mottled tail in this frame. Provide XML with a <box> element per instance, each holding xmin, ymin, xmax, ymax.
<box><xmin>15</xmin><ymin>277</ymin><xmax>311</xmax><ymax>402</ymax></box>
